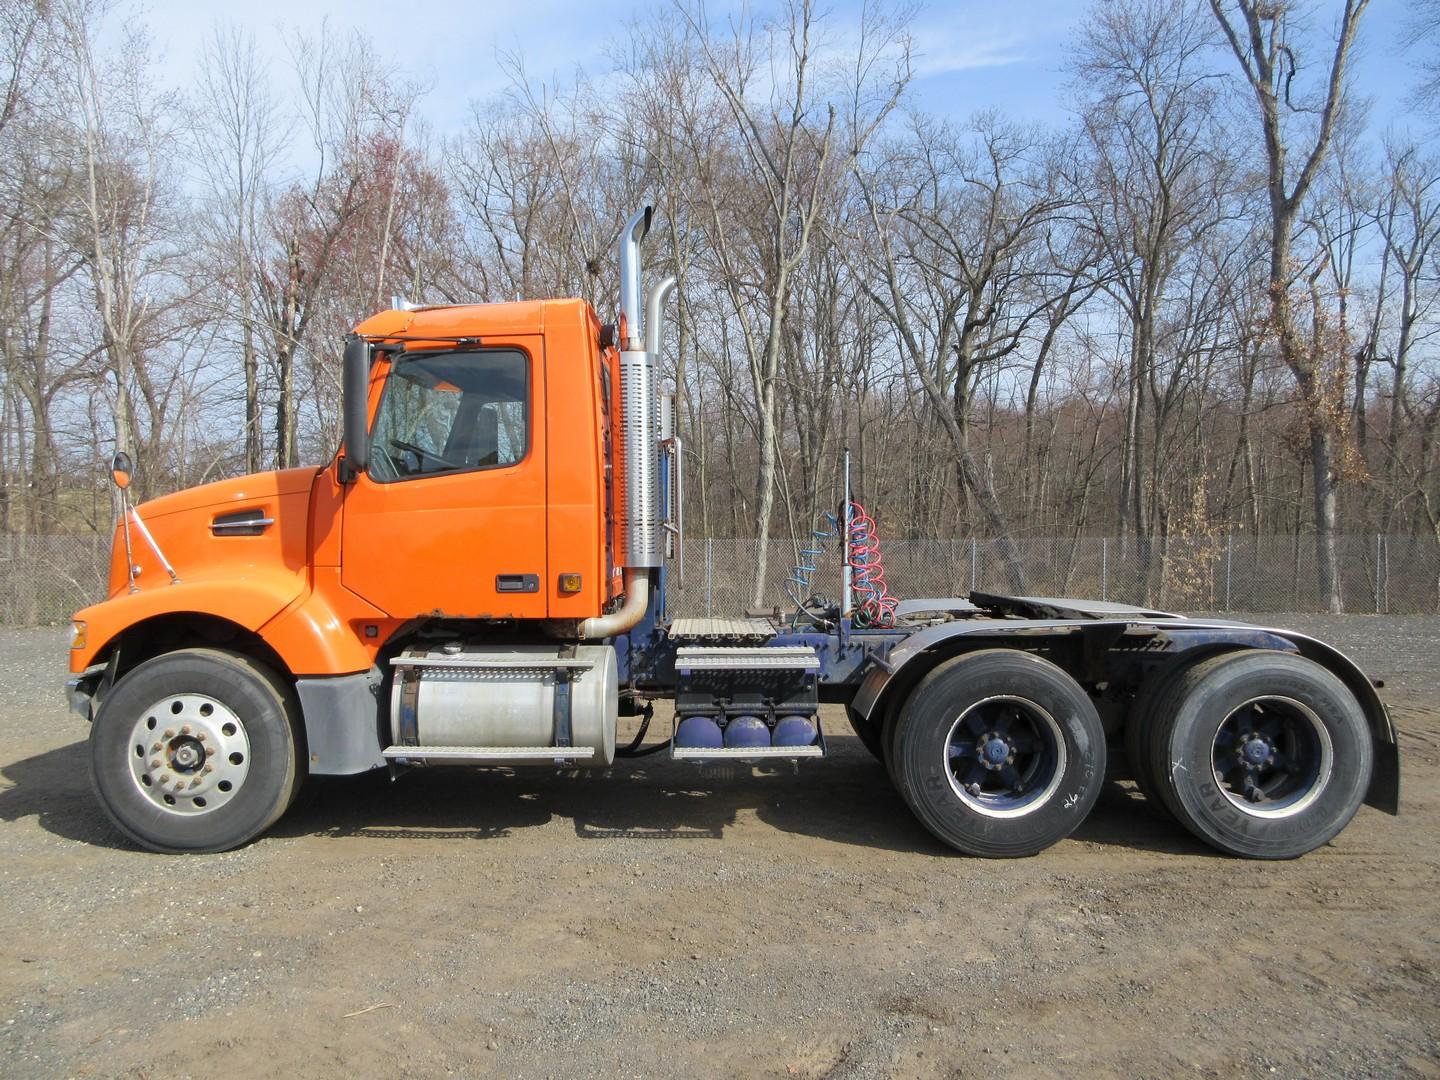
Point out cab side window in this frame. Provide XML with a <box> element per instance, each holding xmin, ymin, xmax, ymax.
<box><xmin>368</xmin><ymin>349</ymin><xmax>528</xmax><ymax>482</ymax></box>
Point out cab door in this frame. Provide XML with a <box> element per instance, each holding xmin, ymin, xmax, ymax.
<box><xmin>340</xmin><ymin>339</ymin><xmax>548</xmax><ymax>618</ymax></box>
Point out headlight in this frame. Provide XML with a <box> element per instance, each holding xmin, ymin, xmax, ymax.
<box><xmin>70</xmin><ymin>621</ymin><xmax>87</xmax><ymax>650</ymax></box>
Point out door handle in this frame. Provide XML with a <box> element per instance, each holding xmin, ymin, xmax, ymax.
<box><xmin>496</xmin><ymin>574</ymin><xmax>539</xmax><ymax>593</ymax></box>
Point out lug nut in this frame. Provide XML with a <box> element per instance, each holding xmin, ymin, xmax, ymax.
<box><xmin>191</xmin><ymin>777</ymin><xmax>203</xmax><ymax>788</ymax></box>
<box><xmin>196</xmin><ymin>732</ymin><xmax>206</xmax><ymax>742</ymax></box>
<box><xmin>202</xmin><ymin>764</ymin><xmax>213</xmax><ymax>775</ymax></box>
<box><xmin>150</xmin><ymin>759</ymin><xmax>162</xmax><ymax>769</ymax></box>
<box><xmin>181</xmin><ymin>725</ymin><xmax>192</xmax><ymax>734</ymax></box>
<box><xmin>164</xmin><ymin>729</ymin><xmax>176</xmax><ymax>739</ymax></box>
<box><xmin>152</xmin><ymin>742</ymin><xmax>162</xmax><ymax>753</ymax></box>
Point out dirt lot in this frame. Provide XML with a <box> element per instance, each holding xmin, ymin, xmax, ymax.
<box><xmin>1</xmin><ymin>615</ymin><xmax>1438</xmax><ymax>1079</ymax></box>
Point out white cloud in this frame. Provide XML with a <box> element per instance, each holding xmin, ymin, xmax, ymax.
<box><xmin>909</xmin><ymin>28</ymin><xmax>1028</xmax><ymax>77</ymax></box>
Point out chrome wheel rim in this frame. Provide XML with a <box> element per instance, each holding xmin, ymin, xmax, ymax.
<box><xmin>1210</xmin><ymin>695</ymin><xmax>1333</xmax><ymax>819</ymax></box>
<box><xmin>944</xmin><ymin>695</ymin><xmax>1067</xmax><ymax>818</ymax></box>
<box><xmin>127</xmin><ymin>694</ymin><xmax>251</xmax><ymax>816</ymax></box>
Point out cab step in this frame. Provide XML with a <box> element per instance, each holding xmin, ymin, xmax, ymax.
<box><xmin>674</xmin><ymin>645</ymin><xmax>820</xmax><ymax>671</ymax></box>
<box><xmin>670</xmin><ymin>744</ymin><xmax>825</xmax><ymax>762</ymax></box>
<box><xmin>383</xmin><ymin>745</ymin><xmax>597</xmax><ymax>764</ymax></box>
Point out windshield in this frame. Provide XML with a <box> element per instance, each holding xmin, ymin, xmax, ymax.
<box><xmin>368</xmin><ymin>349</ymin><xmax>528</xmax><ymax>482</ymax></box>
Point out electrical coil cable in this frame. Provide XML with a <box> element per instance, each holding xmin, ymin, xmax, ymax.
<box><xmin>784</xmin><ymin>511</ymin><xmax>841</xmax><ymax>629</ymax></box>
<box><xmin>846</xmin><ymin>502</ymin><xmax>898</xmax><ymax>628</ymax></box>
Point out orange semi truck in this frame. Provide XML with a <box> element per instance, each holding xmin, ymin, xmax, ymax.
<box><xmin>66</xmin><ymin>208</ymin><xmax>1399</xmax><ymax>858</ymax></box>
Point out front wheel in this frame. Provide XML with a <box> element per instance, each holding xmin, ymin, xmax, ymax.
<box><xmin>90</xmin><ymin>648</ymin><xmax>303</xmax><ymax>853</ymax></box>
<box><xmin>890</xmin><ymin>650</ymin><xmax>1106</xmax><ymax>858</ymax></box>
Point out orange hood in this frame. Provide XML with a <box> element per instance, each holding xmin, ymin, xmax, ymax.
<box><xmin>135</xmin><ymin>467</ymin><xmax>319</xmax><ymax>522</ymax></box>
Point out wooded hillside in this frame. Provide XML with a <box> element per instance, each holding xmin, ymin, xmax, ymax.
<box><xmin>3</xmin><ymin>0</ymin><xmax>1438</xmax><ymax>610</ymax></box>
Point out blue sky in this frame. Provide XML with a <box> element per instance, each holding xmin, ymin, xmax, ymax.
<box><xmin>135</xmin><ymin>0</ymin><xmax>1425</xmax><ymax>138</ymax></box>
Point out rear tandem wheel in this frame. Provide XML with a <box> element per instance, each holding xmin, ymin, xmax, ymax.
<box><xmin>888</xmin><ymin>649</ymin><xmax>1107</xmax><ymax>858</ymax></box>
<box><xmin>1141</xmin><ymin>650</ymin><xmax>1373</xmax><ymax>859</ymax></box>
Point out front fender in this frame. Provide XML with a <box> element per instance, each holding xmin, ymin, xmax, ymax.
<box><xmin>71</xmin><ymin>572</ymin><xmax>306</xmax><ymax>673</ymax></box>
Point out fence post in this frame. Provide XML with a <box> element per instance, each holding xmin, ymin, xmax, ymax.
<box><xmin>1382</xmin><ymin>534</ymin><xmax>1389</xmax><ymax>615</ymax></box>
<box><xmin>705</xmin><ymin>538</ymin><xmax>713</xmax><ymax>617</ymax></box>
<box><xmin>1375</xmin><ymin>534</ymin><xmax>1381</xmax><ymax>615</ymax></box>
<box><xmin>1224</xmin><ymin>533</ymin><xmax>1232</xmax><ymax>612</ymax></box>
<box><xmin>970</xmin><ymin>538</ymin><xmax>978</xmax><ymax>591</ymax></box>
<box><xmin>1101</xmin><ymin>538</ymin><xmax>1108</xmax><ymax>602</ymax></box>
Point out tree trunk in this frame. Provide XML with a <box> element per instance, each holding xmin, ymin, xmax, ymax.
<box><xmin>243</xmin><ymin>318</ymin><xmax>261</xmax><ymax>474</ymax></box>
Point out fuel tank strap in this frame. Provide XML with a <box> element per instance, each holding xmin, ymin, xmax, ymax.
<box><xmin>390</xmin><ymin>656</ymin><xmax>596</xmax><ymax>671</ymax></box>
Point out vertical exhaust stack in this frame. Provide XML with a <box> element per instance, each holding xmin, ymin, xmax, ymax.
<box><xmin>619</xmin><ymin>208</ymin><xmax>660</xmax><ymax>572</ymax></box>
<box><xmin>579</xmin><ymin>207</ymin><xmax>656</xmax><ymax>640</ymax></box>
<box><xmin>619</xmin><ymin>207</ymin><xmax>653</xmax><ymax>351</ymax></box>
<box><xmin>648</xmin><ymin>276</ymin><xmax>682</xmax><ymax>586</ymax></box>
<box><xmin>645</xmin><ymin>275</ymin><xmax>677</xmax><ymax>356</ymax></box>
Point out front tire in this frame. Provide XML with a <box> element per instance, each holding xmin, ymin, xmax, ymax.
<box><xmin>1146</xmin><ymin>651</ymin><xmax>1373</xmax><ymax>859</ymax></box>
<box><xmin>891</xmin><ymin>650</ymin><xmax>1106</xmax><ymax>858</ymax></box>
<box><xmin>90</xmin><ymin>648</ymin><xmax>302</xmax><ymax>854</ymax></box>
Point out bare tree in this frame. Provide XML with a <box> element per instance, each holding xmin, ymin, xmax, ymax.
<box><xmin>859</xmin><ymin>114</ymin><xmax>1073</xmax><ymax>590</ymax></box>
<box><xmin>1076</xmin><ymin>0</ymin><xmax>1231</xmax><ymax>583</ymax></box>
<box><xmin>1210</xmin><ymin>0</ymin><xmax>1370</xmax><ymax>611</ymax></box>
<box><xmin>194</xmin><ymin>24</ymin><xmax>284</xmax><ymax>474</ymax></box>
<box><xmin>59</xmin><ymin>0</ymin><xmax>189</xmax><ymax>497</ymax></box>
<box><xmin>1371</xmin><ymin>138</ymin><xmax>1440</xmax><ymax>529</ymax></box>
<box><xmin>680</xmin><ymin>0</ymin><xmax>910</xmax><ymax>605</ymax></box>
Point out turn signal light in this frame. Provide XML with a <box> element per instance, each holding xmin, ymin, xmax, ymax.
<box><xmin>558</xmin><ymin>573</ymin><xmax>583</xmax><ymax>594</ymax></box>
<box><xmin>70</xmin><ymin>621</ymin><xmax>87</xmax><ymax>650</ymax></box>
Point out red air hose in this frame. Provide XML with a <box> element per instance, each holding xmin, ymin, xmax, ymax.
<box><xmin>846</xmin><ymin>503</ymin><xmax>898</xmax><ymax>628</ymax></box>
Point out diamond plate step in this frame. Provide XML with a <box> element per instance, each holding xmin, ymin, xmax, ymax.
<box><xmin>674</xmin><ymin>645</ymin><xmax>820</xmax><ymax>672</ymax></box>
<box><xmin>669</xmin><ymin>617</ymin><xmax>776</xmax><ymax>639</ymax></box>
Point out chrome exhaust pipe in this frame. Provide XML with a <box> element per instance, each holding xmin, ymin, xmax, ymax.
<box><xmin>577</xmin><ymin>568</ymin><xmax>651</xmax><ymax>639</ymax></box>
<box><xmin>618</xmin><ymin>207</ymin><xmax>653</xmax><ymax>351</ymax></box>
<box><xmin>619</xmin><ymin>209</ymin><xmax>660</xmax><ymax>571</ymax></box>
<box><xmin>645</xmin><ymin>275</ymin><xmax>676</xmax><ymax>356</ymax></box>
<box><xmin>601</xmin><ymin>208</ymin><xmax>662</xmax><ymax>636</ymax></box>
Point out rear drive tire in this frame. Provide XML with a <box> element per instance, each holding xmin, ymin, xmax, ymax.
<box><xmin>1146</xmin><ymin>651</ymin><xmax>1372</xmax><ymax>859</ymax></box>
<box><xmin>1124</xmin><ymin>651</ymin><xmax>1236</xmax><ymax>819</ymax></box>
<box><xmin>891</xmin><ymin>650</ymin><xmax>1106</xmax><ymax>858</ymax></box>
<box><xmin>90</xmin><ymin>648</ymin><xmax>302</xmax><ymax>854</ymax></box>
<box><xmin>845</xmin><ymin>707</ymin><xmax>885</xmax><ymax>762</ymax></box>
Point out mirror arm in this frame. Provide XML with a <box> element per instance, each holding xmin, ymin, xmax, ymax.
<box><xmin>117</xmin><ymin>482</ymin><xmax>138</xmax><ymax>593</ymax></box>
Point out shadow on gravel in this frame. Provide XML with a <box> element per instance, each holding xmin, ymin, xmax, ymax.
<box><xmin>273</xmin><ymin>736</ymin><xmax>948</xmax><ymax>855</ymax></box>
<box><xmin>2</xmin><ymin>735</ymin><xmax>1214</xmax><ymax>857</ymax></box>
<box><xmin>0</xmin><ymin>739</ymin><xmax>131</xmax><ymax>849</ymax></box>
<box><xmin>1077</xmin><ymin>782</ymin><xmax>1218</xmax><ymax>857</ymax></box>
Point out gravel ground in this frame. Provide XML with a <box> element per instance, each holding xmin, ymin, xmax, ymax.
<box><xmin>1</xmin><ymin>615</ymin><xmax>1438</xmax><ymax>1079</ymax></box>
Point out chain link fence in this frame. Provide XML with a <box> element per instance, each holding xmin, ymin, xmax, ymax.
<box><xmin>3</xmin><ymin>532</ymin><xmax>1436</xmax><ymax>625</ymax></box>
<box><xmin>0</xmin><ymin>534</ymin><xmax>112</xmax><ymax>625</ymax></box>
<box><xmin>668</xmin><ymin>534</ymin><xmax>1440</xmax><ymax>619</ymax></box>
